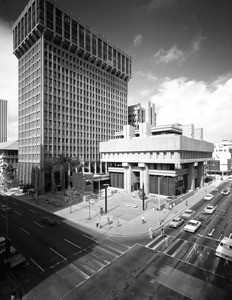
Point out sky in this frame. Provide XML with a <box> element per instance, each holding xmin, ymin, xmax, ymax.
<box><xmin>0</xmin><ymin>0</ymin><xmax>232</xmax><ymax>143</ymax></box>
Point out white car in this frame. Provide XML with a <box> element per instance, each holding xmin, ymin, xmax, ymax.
<box><xmin>204</xmin><ymin>205</ymin><xmax>217</xmax><ymax>214</ymax></box>
<box><xmin>184</xmin><ymin>219</ymin><xmax>202</xmax><ymax>233</ymax></box>
<box><xmin>181</xmin><ymin>209</ymin><xmax>195</xmax><ymax>220</ymax></box>
<box><xmin>204</xmin><ymin>193</ymin><xmax>214</xmax><ymax>201</ymax></box>
<box><xmin>221</xmin><ymin>189</ymin><xmax>230</xmax><ymax>195</ymax></box>
<box><xmin>169</xmin><ymin>217</ymin><xmax>184</xmax><ymax>228</ymax></box>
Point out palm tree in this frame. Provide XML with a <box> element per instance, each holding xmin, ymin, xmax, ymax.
<box><xmin>2</xmin><ymin>163</ymin><xmax>17</xmax><ymax>182</ymax></box>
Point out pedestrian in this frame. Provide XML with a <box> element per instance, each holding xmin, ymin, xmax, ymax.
<box><xmin>142</xmin><ymin>215</ymin><xmax>145</xmax><ymax>224</ymax></box>
<box><xmin>149</xmin><ymin>227</ymin><xmax>153</xmax><ymax>239</ymax></box>
<box><xmin>186</xmin><ymin>199</ymin><xmax>188</xmax><ymax>206</ymax></box>
<box><xmin>116</xmin><ymin>218</ymin><xmax>120</xmax><ymax>227</ymax></box>
<box><xmin>11</xmin><ymin>292</ymin><xmax>16</xmax><ymax>300</ymax></box>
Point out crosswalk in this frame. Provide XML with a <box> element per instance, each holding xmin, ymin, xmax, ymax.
<box><xmin>50</xmin><ymin>238</ymin><xmax>131</xmax><ymax>288</ymax></box>
<box><xmin>146</xmin><ymin>235</ymin><xmax>231</xmax><ymax>279</ymax></box>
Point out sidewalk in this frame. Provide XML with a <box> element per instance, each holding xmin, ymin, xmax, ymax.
<box><xmin>6</xmin><ymin>179</ymin><xmax>225</xmax><ymax>237</ymax></box>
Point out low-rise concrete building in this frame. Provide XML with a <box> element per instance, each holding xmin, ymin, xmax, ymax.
<box><xmin>100</xmin><ymin>123</ymin><xmax>214</xmax><ymax>196</ymax></box>
<box><xmin>206</xmin><ymin>139</ymin><xmax>232</xmax><ymax>176</ymax></box>
<box><xmin>0</xmin><ymin>140</ymin><xmax>18</xmax><ymax>180</ymax></box>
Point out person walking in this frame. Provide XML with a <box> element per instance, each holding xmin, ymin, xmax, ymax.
<box><xmin>116</xmin><ymin>218</ymin><xmax>120</xmax><ymax>227</ymax></box>
<box><xmin>142</xmin><ymin>215</ymin><xmax>145</xmax><ymax>224</ymax></box>
<box><xmin>149</xmin><ymin>227</ymin><xmax>153</xmax><ymax>239</ymax></box>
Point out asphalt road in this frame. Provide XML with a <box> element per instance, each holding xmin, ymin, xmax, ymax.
<box><xmin>60</xmin><ymin>182</ymin><xmax>232</xmax><ymax>299</ymax></box>
<box><xmin>0</xmin><ymin>193</ymin><xmax>131</xmax><ymax>299</ymax></box>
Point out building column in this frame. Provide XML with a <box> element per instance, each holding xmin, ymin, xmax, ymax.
<box><xmin>139</xmin><ymin>163</ymin><xmax>149</xmax><ymax>195</ymax></box>
<box><xmin>187</xmin><ymin>163</ymin><xmax>195</xmax><ymax>191</ymax></box>
<box><xmin>123</xmin><ymin>163</ymin><xmax>132</xmax><ymax>192</ymax></box>
<box><xmin>197</xmin><ymin>162</ymin><xmax>204</xmax><ymax>188</ymax></box>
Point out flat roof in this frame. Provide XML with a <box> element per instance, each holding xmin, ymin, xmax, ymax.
<box><xmin>0</xmin><ymin>140</ymin><xmax>18</xmax><ymax>151</ymax></box>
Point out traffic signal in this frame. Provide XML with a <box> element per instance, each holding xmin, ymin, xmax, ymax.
<box><xmin>100</xmin><ymin>206</ymin><xmax>103</xmax><ymax>215</ymax></box>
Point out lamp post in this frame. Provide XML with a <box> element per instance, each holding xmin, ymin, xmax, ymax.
<box><xmin>103</xmin><ymin>184</ymin><xmax>110</xmax><ymax>213</ymax></box>
<box><xmin>157</xmin><ymin>175</ymin><xmax>165</xmax><ymax>226</ymax></box>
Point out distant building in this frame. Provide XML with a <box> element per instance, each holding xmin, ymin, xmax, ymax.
<box><xmin>13</xmin><ymin>0</ymin><xmax>131</xmax><ymax>188</ymax></box>
<box><xmin>0</xmin><ymin>99</ymin><xmax>7</xmax><ymax>143</ymax></box>
<box><xmin>128</xmin><ymin>101</ymin><xmax>156</xmax><ymax>129</ymax></box>
<box><xmin>206</xmin><ymin>139</ymin><xmax>232</xmax><ymax>176</ymax></box>
<box><xmin>0</xmin><ymin>140</ymin><xmax>18</xmax><ymax>180</ymax></box>
<box><xmin>100</xmin><ymin>123</ymin><xmax>214</xmax><ymax>196</ymax></box>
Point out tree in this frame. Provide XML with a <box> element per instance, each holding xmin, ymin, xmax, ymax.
<box><xmin>1</xmin><ymin>163</ymin><xmax>17</xmax><ymax>185</ymax></box>
<box><xmin>42</xmin><ymin>156</ymin><xmax>60</xmax><ymax>194</ymax></box>
<box><xmin>63</xmin><ymin>187</ymin><xmax>82</xmax><ymax>213</ymax></box>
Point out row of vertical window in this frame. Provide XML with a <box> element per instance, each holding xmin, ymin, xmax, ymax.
<box><xmin>13</xmin><ymin>0</ymin><xmax>131</xmax><ymax>77</ymax></box>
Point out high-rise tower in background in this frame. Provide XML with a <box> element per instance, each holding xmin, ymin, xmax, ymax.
<box><xmin>128</xmin><ymin>101</ymin><xmax>156</xmax><ymax>129</ymax></box>
<box><xmin>0</xmin><ymin>99</ymin><xmax>7</xmax><ymax>143</ymax></box>
<box><xmin>13</xmin><ymin>0</ymin><xmax>131</xmax><ymax>187</ymax></box>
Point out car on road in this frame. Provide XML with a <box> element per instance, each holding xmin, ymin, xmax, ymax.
<box><xmin>0</xmin><ymin>205</ymin><xmax>12</xmax><ymax>213</ymax></box>
<box><xmin>184</xmin><ymin>219</ymin><xmax>202</xmax><ymax>233</ymax></box>
<box><xmin>181</xmin><ymin>209</ymin><xmax>195</xmax><ymax>220</ymax></box>
<box><xmin>204</xmin><ymin>193</ymin><xmax>214</xmax><ymax>201</ymax></box>
<box><xmin>204</xmin><ymin>205</ymin><xmax>217</xmax><ymax>214</ymax></box>
<box><xmin>221</xmin><ymin>188</ymin><xmax>230</xmax><ymax>195</ymax></box>
<box><xmin>41</xmin><ymin>216</ymin><xmax>58</xmax><ymax>225</ymax></box>
<box><xmin>169</xmin><ymin>217</ymin><xmax>184</xmax><ymax>228</ymax></box>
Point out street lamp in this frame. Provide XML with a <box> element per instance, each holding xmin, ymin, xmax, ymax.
<box><xmin>103</xmin><ymin>183</ymin><xmax>110</xmax><ymax>213</ymax></box>
<box><xmin>157</xmin><ymin>175</ymin><xmax>165</xmax><ymax>225</ymax></box>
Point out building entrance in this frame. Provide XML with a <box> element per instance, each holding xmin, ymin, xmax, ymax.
<box><xmin>131</xmin><ymin>171</ymin><xmax>140</xmax><ymax>191</ymax></box>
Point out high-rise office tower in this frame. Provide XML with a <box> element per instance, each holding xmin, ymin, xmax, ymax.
<box><xmin>128</xmin><ymin>101</ymin><xmax>156</xmax><ymax>129</ymax></box>
<box><xmin>13</xmin><ymin>0</ymin><xmax>131</xmax><ymax>187</ymax></box>
<box><xmin>0</xmin><ymin>99</ymin><xmax>7</xmax><ymax>143</ymax></box>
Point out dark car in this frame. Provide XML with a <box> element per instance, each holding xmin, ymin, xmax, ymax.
<box><xmin>0</xmin><ymin>205</ymin><xmax>12</xmax><ymax>213</ymax></box>
<box><xmin>41</xmin><ymin>217</ymin><xmax>58</xmax><ymax>225</ymax></box>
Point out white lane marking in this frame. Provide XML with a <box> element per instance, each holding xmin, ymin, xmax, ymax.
<box><xmin>13</xmin><ymin>202</ymin><xmax>18</xmax><ymax>205</ymax></box>
<box><xmin>14</xmin><ymin>211</ymin><xmax>21</xmax><ymax>215</ymax></box>
<box><xmin>20</xmin><ymin>227</ymin><xmax>30</xmax><ymax>235</ymax></box>
<box><xmin>49</xmin><ymin>247</ymin><xmax>66</xmax><ymax>260</ymax></box>
<box><xmin>64</xmin><ymin>239</ymin><xmax>81</xmax><ymax>249</ymax></box>
<box><xmin>29</xmin><ymin>209</ymin><xmax>36</xmax><ymax>214</ymax></box>
<box><xmin>30</xmin><ymin>259</ymin><xmax>44</xmax><ymax>272</ymax></box>
<box><xmin>33</xmin><ymin>221</ymin><xmax>44</xmax><ymax>228</ymax></box>
<box><xmin>83</xmin><ymin>234</ymin><xmax>97</xmax><ymax>243</ymax></box>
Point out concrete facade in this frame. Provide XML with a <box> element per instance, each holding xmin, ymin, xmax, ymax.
<box><xmin>0</xmin><ymin>140</ymin><xmax>18</xmax><ymax>180</ymax></box>
<box><xmin>128</xmin><ymin>101</ymin><xmax>156</xmax><ymax>129</ymax></box>
<box><xmin>207</xmin><ymin>139</ymin><xmax>232</xmax><ymax>175</ymax></box>
<box><xmin>100</xmin><ymin>123</ymin><xmax>214</xmax><ymax>196</ymax></box>
<box><xmin>13</xmin><ymin>0</ymin><xmax>131</xmax><ymax>186</ymax></box>
<box><xmin>0</xmin><ymin>99</ymin><xmax>7</xmax><ymax>143</ymax></box>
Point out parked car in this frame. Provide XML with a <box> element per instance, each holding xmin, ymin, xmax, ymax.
<box><xmin>169</xmin><ymin>217</ymin><xmax>184</xmax><ymax>228</ymax></box>
<box><xmin>184</xmin><ymin>219</ymin><xmax>201</xmax><ymax>233</ymax></box>
<box><xmin>204</xmin><ymin>205</ymin><xmax>217</xmax><ymax>214</ymax></box>
<box><xmin>41</xmin><ymin>217</ymin><xmax>58</xmax><ymax>226</ymax></box>
<box><xmin>204</xmin><ymin>193</ymin><xmax>214</xmax><ymax>201</ymax></box>
<box><xmin>221</xmin><ymin>188</ymin><xmax>230</xmax><ymax>195</ymax></box>
<box><xmin>181</xmin><ymin>209</ymin><xmax>195</xmax><ymax>220</ymax></box>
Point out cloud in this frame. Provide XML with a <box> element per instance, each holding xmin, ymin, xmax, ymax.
<box><xmin>149</xmin><ymin>75</ymin><xmax>232</xmax><ymax>142</ymax></box>
<box><xmin>153</xmin><ymin>33</ymin><xmax>206</xmax><ymax>64</ymax></box>
<box><xmin>191</xmin><ymin>33</ymin><xmax>206</xmax><ymax>54</ymax></box>
<box><xmin>152</xmin><ymin>45</ymin><xmax>185</xmax><ymax>64</ymax></box>
<box><xmin>133</xmin><ymin>34</ymin><xmax>143</xmax><ymax>47</ymax></box>
<box><xmin>146</xmin><ymin>0</ymin><xmax>176</xmax><ymax>11</ymax></box>
<box><xmin>0</xmin><ymin>18</ymin><xmax>18</xmax><ymax>140</ymax></box>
